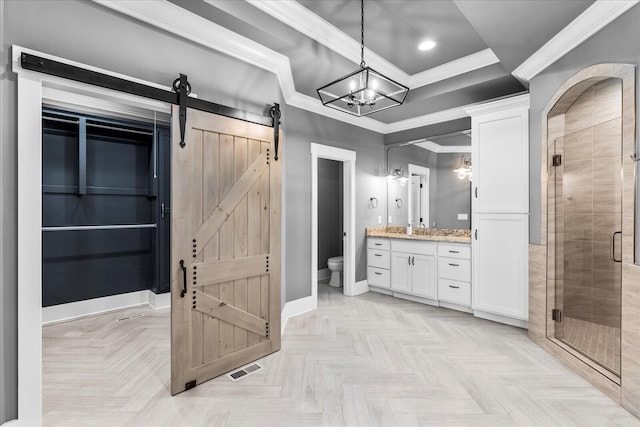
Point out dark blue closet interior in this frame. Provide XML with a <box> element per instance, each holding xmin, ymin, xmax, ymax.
<box><xmin>42</xmin><ymin>109</ymin><xmax>171</xmax><ymax>307</ymax></box>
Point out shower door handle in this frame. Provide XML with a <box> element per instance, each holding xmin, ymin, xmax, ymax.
<box><xmin>612</xmin><ymin>231</ymin><xmax>622</xmax><ymax>263</ymax></box>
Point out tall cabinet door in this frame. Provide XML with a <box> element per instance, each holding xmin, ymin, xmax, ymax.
<box><xmin>472</xmin><ymin>106</ymin><xmax>529</xmax><ymax>214</ymax></box>
<box><xmin>472</xmin><ymin>214</ymin><xmax>528</xmax><ymax>320</ymax></box>
<box><xmin>466</xmin><ymin>94</ymin><xmax>530</xmax><ymax>326</ymax></box>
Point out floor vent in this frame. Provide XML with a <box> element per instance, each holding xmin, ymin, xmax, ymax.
<box><xmin>227</xmin><ymin>363</ymin><xmax>263</xmax><ymax>382</ymax></box>
<box><xmin>117</xmin><ymin>314</ymin><xmax>144</xmax><ymax>322</ymax></box>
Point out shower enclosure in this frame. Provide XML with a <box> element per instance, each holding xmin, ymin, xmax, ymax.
<box><xmin>547</xmin><ymin>77</ymin><xmax>623</xmax><ymax>376</ymax></box>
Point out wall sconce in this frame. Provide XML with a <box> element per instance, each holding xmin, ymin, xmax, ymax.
<box><xmin>387</xmin><ymin>167</ymin><xmax>409</xmax><ymax>183</ymax></box>
<box><xmin>453</xmin><ymin>155</ymin><xmax>472</xmax><ymax>180</ymax></box>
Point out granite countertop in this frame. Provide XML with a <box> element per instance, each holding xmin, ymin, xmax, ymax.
<box><xmin>366</xmin><ymin>226</ymin><xmax>471</xmax><ymax>243</ymax></box>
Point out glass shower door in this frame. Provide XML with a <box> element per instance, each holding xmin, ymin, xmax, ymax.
<box><xmin>552</xmin><ymin>81</ymin><xmax>623</xmax><ymax>375</ymax></box>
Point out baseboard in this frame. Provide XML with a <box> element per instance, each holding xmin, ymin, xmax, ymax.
<box><xmin>281</xmin><ymin>295</ymin><xmax>316</xmax><ymax>334</ymax></box>
<box><xmin>368</xmin><ymin>286</ymin><xmax>393</xmax><ymax>296</ymax></box>
<box><xmin>148</xmin><ymin>290</ymin><xmax>171</xmax><ymax>309</ymax></box>
<box><xmin>393</xmin><ymin>292</ymin><xmax>439</xmax><ymax>307</ymax></box>
<box><xmin>317</xmin><ymin>268</ymin><xmax>330</xmax><ymax>281</ymax></box>
<box><xmin>439</xmin><ymin>300</ymin><xmax>473</xmax><ymax>314</ymax></box>
<box><xmin>351</xmin><ymin>279</ymin><xmax>370</xmax><ymax>296</ymax></box>
<box><xmin>42</xmin><ymin>290</ymin><xmax>171</xmax><ymax>325</ymax></box>
<box><xmin>473</xmin><ymin>309</ymin><xmax>528</xmax><ymax>329</ymax></box>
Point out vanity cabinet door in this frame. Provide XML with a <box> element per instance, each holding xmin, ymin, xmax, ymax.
<box><xmin>391</xmin><ymin>252</ymin><xmax>411</xmax><ymax>292</ymax></box>
<box><xmin>411</xmin><ymin>254</ymin><xmax>436</xmax><ymax>299</ymax></box>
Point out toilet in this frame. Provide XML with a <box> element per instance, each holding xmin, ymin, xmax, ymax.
<box><xmin>327</xmin><ymin>256</ymin><xmax>344</xmax><ymax>288</ymax></box>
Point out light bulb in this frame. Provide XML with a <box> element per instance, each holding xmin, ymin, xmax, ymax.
<box><xmin>371</xmin><ymin>80</ymin><xmax>378</xmax><ymax>90</ymax></box>
<box><xmin>349</xmin><ymin>80</ymin><xmax>356</xmax><ymax>91</ymax></box>
<box><xmin>418</xmin><ymin>40</ymin><xmax>437</xmax><ymax>51</ymax></box>
<box><xmin>367</xmin><ymin>89</ymin><xmax>375</xmax><ymax>99</ymax></box>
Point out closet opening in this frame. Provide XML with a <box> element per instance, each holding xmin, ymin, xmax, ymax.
<box><xmin>41</xmin><ymin>106</ymin><xmax>171</xmax><ymax>321</ymax></box>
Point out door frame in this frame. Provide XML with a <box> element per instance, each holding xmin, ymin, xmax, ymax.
<box><xmin>310</xmin><ymin>143</ymin><xmax>356</xmax><ymax>303</ymax></box>
<box><xmin>407</xmin><ymin>163</ymin><xmax>430</xmax><ymax>228</ymax></box>
<box><xmin>12</xmin><ymin>45</ymin><xmax>172</xmax><ymax>426</ymax></box>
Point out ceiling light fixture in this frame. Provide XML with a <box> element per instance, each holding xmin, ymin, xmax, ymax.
<box><xmin>316</xmin><ymin>0</ymin><xmax>409</xmax><ymax>117</ymax></box>
<box><xmin>418</xmin><ymin>40</ymin><xmax>437</xmax><ymax>51</ymax></box>
<box><xmin>453</xmin><ymin>155</ymin><xmax>472</xmax><ymax>180</ymax></box>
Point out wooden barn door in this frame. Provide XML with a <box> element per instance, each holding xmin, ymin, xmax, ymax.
<box><xmin>170</xmin><ymin>106</ymin><xmax>281</xmax><ymax>394</ymax></box>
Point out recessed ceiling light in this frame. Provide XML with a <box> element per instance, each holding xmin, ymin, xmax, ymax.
<box><xmin>418</xmin><ymin>40</ymin><xmax>437</xmax><ymax>51</ymax></box>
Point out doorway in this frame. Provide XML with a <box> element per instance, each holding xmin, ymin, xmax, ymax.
<box><xmin>407</xmin><ymin>163</ymin><xmax>430</xmax><ymax>228</ymax></box>
<box><xmin>310</xmin><ymin>143</ymin><xmax>356</xmax><ymax>307</ymax></box>
<box><xmin>543</xmin><ymin>67</ymin><xmax>635</xmax><ymax>384</ymax></box>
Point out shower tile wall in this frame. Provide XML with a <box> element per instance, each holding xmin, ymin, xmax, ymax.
<box><xmin>560</xmin><ymin>79</ymin><xmax>622</xmax><ymax>329</ymax></box>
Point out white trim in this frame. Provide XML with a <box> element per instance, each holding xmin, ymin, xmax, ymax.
<box><xmin>383</xmin><ymin>105</ymin><xmax>470</xmax><ymax>134</ymax></box>
<box><xmin>317</xmin><ymin>268</ymin><xmax>331</xmax><ymax>281</ymax></box>
<box><xmin>310</xmin><ymin>143</ymin><xmax>357</xmax><ymax>310</ymax></box>
<box><xmin>513</xmin><ymin>0</ymin><xmax>639</xmax><ymax>81</ymax></box>
<box><xmin>280</xmin><ymin>296</ymin><xmax>315</xmax><ymax>334</ymax></box>
<box><xmin>245</xmin><ymin>0</ymin><xmax>499</xmax><ymax>90</ymax></box>
<box><xmin>413</xmin><ymin>140</ymin><xmax>472</xmax><ymax>154</ymax></box>
<box><xmin>16</xmin><ymin>68</ymin><xmax>43</xmax><ymax>427</ymax></box>
<box><xmin>409</xmin><ymin>49</ymin><xmax>499</xmax><ymax>88</ymax></box>
<box><xmin>407</xmin><ymin>164</ymin><xmax>430</xmax><ymax>228</ymax></box>
<box><xmin>473</xmin><ymin>309</ymin><xmax>529</xmax><ymax>330</ymax></box>
<box><xmin>42</xmin><ymin>291</ymin><xmax>170</xmax><ymax>326</ymax></box>
<box><xmin>464</xmin><ymin>93</ymin><xmax>530</xmax><ymax>117</ymax></box>
<box><xmin>352</xmin><ymin>280</ymin><xmax>370</xmax><ymax>296</ymax></box>
<box><xmin>12</xmin><ymin>44</ymin><xmax>175</xmax><ymax>427</ymax></box>
<box><xmin>91</xmin><ymin>0</ymin><xmax>501</xmax><ymax>134</ymax></box>
<box><xmin>148</xmin><ymin>291</ymin><xmax>171</xmax><ymax>310</ymax></box>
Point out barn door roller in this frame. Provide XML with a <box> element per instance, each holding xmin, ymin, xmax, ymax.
<box><xmin>20</xmin><ymin>52</ymin><xmax>281</xmax><ymax>158</ymax></box>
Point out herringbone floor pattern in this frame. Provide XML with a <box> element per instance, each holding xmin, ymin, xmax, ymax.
<box><xmin>43</xmin><ymin>284</ymin><xmax>640</xmax><ymax>426</ymax></box>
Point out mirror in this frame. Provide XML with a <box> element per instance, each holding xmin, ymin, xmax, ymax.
<box><xmin>386</xmin><ymin>130</ymin><xmax>472</xmax><ymax>230</ymax></box>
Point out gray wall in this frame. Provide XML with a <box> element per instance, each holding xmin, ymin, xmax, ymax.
<box><xmin>435</xmin><ymin>153</ymin><xmax>472</xmax><ymax>229</ymax></box>
<box><xmin>283</xmin><ymin>104</ymin><xmax>386</xmax><ymax>300</ymax></box>
<box><xmin>529</xmin><ymin>4</ymin><xmax>640</xmax><ymax>244</ymax></box>
<box><xmin>317</xmin><ymin>159</ymin><xmax>343</xmax><ymax>270</ymax></box>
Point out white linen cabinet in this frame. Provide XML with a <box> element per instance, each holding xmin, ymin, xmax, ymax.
<box><xmin>466</xmin><ymin>95</ymin><xmax>530</xmax><ymax>328</ymax></box>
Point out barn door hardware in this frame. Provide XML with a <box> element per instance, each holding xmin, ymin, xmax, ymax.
<box><xmin>179</xmin><ymin>259</ymin><xmax>187</xmax><ymax>298</ymax></box>
<box><xmin>172</xmin><ymin>74</ymin><xmax>191</xmax><ymax>148</ymax></box>
<box><xmin>20</xmin><ymin>52</ymin><xmax>281</xmax><ymax>148</ymax></box>
<box><xmin>270</xmin><ymin>103</ymin><xmax>281</xmax><ymax>161</ymax></box>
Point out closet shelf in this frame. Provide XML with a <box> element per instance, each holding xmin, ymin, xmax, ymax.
<box><xmin>43</xmin><ymin>224</ymin><xmax>157</xmax><ymax>231</ymax></box>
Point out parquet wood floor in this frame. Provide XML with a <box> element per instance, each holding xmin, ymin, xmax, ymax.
<box><xmin>42</xmin><ymin>284</ymin><xmax>640</xmax><ymax>426</ymax></box>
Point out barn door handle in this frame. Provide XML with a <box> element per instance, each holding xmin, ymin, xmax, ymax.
<box><xmin>179</xmin><ymin>259</ymin><xmax>187</xmax><ymax>297</ymax></box>
<box><xmin>270</xmin><ymin>103</ymin><xmax>281</xmax><ymax>161</ymax></box>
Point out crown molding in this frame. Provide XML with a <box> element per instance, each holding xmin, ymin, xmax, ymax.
<box><xmin>93</xmin><ymin>1</ymin><xmax>523</xmax><ymax>135</ymax></box>
<box><xmin>409</xmin><ymin>49</ymin><xmax>499</xmax><ymax>88</ymax></box>
<box><xmin>384</xmin><ymin>105</ymin><xmax>469</xmax><ymax>134</ymax></box>
<box><xmin>513</xmin><ymin>0</ymin><xmax>639</xmax><ymax>81</ymax></box>
<box><xmin>244</xmin><ymin>0</ymin><xmax>499</xmax><ymax>90</ymax></box>
<box><xmin>464</xmin><ymin>93</ymin><xmax>530</xmax><ymax>117</ymax></box>
<box><xmin>414</xmin><ymin>140</ymin><xmax>471</xmax><ymax>153</ymax></box>
<box><xmin>243</xmin><ymin>0</ymin><xmax>406</xmax><ymax>83</ymax></box>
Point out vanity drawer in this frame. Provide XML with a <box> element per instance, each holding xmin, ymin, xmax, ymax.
<box><xmin>438</xmin><ymin>243</ymin><xmax>470</xmax><ymax>260</ymax></box>
<box><xmin>368</xmin><ymin>266</ymin><xmax>390</xmax><ymax>288</ymax></box>
<box><xmin>368</xmin><ymin>238</ymin><xmax>390</xmax><ymax>251</ymax></box>
<box><xmin>368</xmin><ymin>249</ymin><xmax>390</xmax><ymax>269</ymax></box>
<box><xmin>391</xmin><ymin>240</ymin><xmax>435</xmax><ymax>255</ymax></box>
<box><xmin>438</xmin><ymin>258</ymin><xmax>471</xmax><ymax>282</ymax></box>
<box><xmin>438</xmin><ymin>279</ymin><xmax>471</xmax><ymax>306</ymax></box>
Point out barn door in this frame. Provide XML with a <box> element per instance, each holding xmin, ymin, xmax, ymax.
<box><xmin>170</xmin><ymin>106</ymin><xmax>281</xmax><ymax>395</ymax></box>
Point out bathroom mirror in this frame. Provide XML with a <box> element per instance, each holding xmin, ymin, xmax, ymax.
<box><xmin>386</xmin><ymin>130</ymin><xmax>472</xmax><ymax>229</ymax></box>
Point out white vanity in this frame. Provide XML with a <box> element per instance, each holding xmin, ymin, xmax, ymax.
<box><xmin>367</xmin><ymin>229</ymin><xmax>472</xmax><ymax>313</ymax></box>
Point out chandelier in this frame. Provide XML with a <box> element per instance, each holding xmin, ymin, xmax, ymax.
<box><xmin>316</xmin><ymin>0</ymin><xmax>409</xmax><ymax>117</ymax></box>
